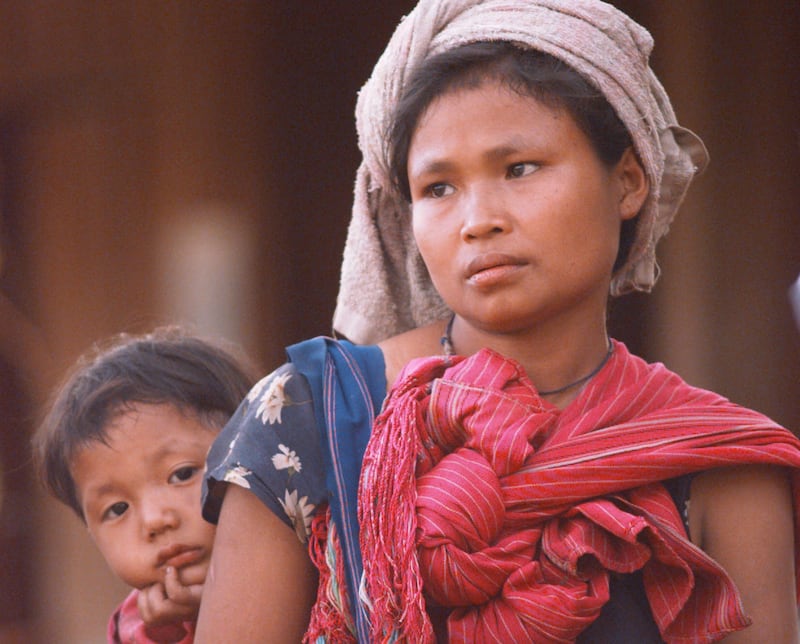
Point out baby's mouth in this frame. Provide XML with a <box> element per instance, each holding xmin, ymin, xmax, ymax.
<box><xmin>157</xmin><ymin>544</ymin><xmax>203</xmax><ymax>569</ymax></box>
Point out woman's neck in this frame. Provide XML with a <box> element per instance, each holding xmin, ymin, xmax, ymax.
<box><xmin>379</xmin><ymin>312</ymin><xmax>613</xmax><ymax>409</ymax></box>
<box><xmin>378</xmin><ymin>319</ymin><xmax>452</xmax><ymax>388</ymax></box>
<box><xmin>447</xmin><ymin>314</ymin><xmax>611</xmax><ymax>408</ymax></box>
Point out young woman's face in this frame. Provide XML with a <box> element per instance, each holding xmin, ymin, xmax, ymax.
<box><xmin>72</xmin><ymin>403</ymin><xmax>217</xmax><ymax>590</ymax></box>
<box><xmin>407</xmin><ymin>81</ymin><xmax>644</xmax><ymax>337</ymax></box>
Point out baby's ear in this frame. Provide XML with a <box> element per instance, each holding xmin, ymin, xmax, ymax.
<box><xmin>616</xmin><ymin>147</ymin><xmax>649</xmax><ymax>220</ymax></box>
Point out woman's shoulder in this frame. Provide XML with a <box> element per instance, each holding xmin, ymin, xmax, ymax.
<box><xmin>378</xmin><ymin>320</ymin><xmax>449</xmax><ymax>387</ymax></box>
<box><xmin>687</xmin><ymin>463</ymin><xmax>798</xmax><ymax>640</ymax></box>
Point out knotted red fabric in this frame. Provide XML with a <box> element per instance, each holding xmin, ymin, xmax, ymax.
<box><xmin>358</xmin><ymin>341</ymin><xmax>800</xmax><ymax>643</ymax></box>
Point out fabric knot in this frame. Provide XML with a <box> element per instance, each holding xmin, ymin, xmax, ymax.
<box><xmin>416</xmin><ymin>448</ymin><xmax>541</xmax><ymax>606</ymax></box>
<box><xmin>355</xmin><ymin>345</ymin><xmax>790</xmax><ymax>642</ymax></box>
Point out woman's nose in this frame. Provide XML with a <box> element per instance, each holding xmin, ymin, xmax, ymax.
<box><xmin>460</xmin><ymin>183</ymin><xmax>510</xmax><ymax>240</ymax></box>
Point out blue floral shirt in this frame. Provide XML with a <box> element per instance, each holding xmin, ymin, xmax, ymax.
<box><xmin>203</xmin><ymin>362</ymin><xmax>327</xmax><ymax>542</ymax></box>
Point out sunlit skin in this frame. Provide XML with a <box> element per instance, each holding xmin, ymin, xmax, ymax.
<box><xmin>405</xmin><ymin>80</ymin><xmax>647</xmax><ymax>399</ymax></box>
<box><xmin>72</xmin><ymin>403</ymin><xmax>218</xmax><ymax>626</ymax></box>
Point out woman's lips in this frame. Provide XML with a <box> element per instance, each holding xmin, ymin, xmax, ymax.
<box><xmin>465</xmin><ymin>253</ymin><xmax>526</xmax><ymax>287</ymax></box>
<box><xmin>157</xmin><ymin>544</ymin><xmax>204</xmax><ymax>569</ymax></box>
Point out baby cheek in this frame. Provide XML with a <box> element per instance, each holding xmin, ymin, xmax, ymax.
<box><xmin>113</xmin><ymin>553</ymin><xmax>156</xmax><ymax>590</ymax></box>
<box><xmin>90</xmin><ymin>529</ymin><xmax>154</xmax><ymax>588</ymax></box>
<box><xmin>176</xmin><ymin>561</ymin><xmax>208</xmax><ymax>587</ymax></box>
<box><xmin>199</xmin><ymin>521</ymin><xmax>217</xmax><ymax>550</ymax></box>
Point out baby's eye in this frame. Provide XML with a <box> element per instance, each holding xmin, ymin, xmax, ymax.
<box><xmin>103</xmin><ymin>501</ymin><xmax>129</xmax><ymax>520</ymax></box>
<box><xmin>169</xmin><ymin>466</ymin><xmax>198</xmax><ymax>484</ymax></box>
<box><xmin>427</xmin><ymin>182</ymin><xmax>454</xmax><ymax>199</ymax></box>
<box><xmin>507</xmin><ymin>162</ymin><xmax>538</xmax><ymax>179</ymax></box>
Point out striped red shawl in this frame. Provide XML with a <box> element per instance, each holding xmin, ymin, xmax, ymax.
<box><xmin>359</xmin><ymin>340</ymin><xmax>800</xmax><ymax>643</ymax></box>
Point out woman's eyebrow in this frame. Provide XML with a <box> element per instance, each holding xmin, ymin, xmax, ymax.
<box><xmin>484</xmin><ymin>142</ymin><xmax>528</xmax><ymax>162</ymax></box>
<box><xmin>410</xmin><ymin>140</ymin><xmax>530</xmax><ymax>180</ymax></box>
<box><xmin>408</xmin><ymin>157</ymin><xmax>456</xmax><ymax>181</ymax></box>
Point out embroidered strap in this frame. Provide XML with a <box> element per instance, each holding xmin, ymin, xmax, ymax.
<box><xmin>287</xmin><ymin>337</ymin><xmax>386</xmax><ymax>643</ymax></box>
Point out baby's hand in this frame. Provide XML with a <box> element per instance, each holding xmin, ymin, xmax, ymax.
<box><xmin>138</xmin><ymin>566</ymin><xmax>203</xmax><ymax>627</ymax></box>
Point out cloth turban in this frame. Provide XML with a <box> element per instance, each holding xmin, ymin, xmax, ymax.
<box><xmin>333</xmin><ymin>0</ymin><xmax>709</xmax><ymax>344</ymax></box>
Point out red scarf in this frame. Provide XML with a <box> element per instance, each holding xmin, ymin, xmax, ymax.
<box><xmin>359</xmin><ymin>341</ymin><xmax>800</xmax><ymax>643</ymax></box>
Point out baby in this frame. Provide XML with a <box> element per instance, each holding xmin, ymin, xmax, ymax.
<box><xmin>34</xmin><ymin>327</ymin><xmax>256</xmax><ymax>643</ymax></box>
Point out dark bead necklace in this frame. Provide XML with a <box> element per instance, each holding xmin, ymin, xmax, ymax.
<box><xmin>440</xmin><ymin>314</ymin><xmax>613</xmax><ymax>396</ymax></box>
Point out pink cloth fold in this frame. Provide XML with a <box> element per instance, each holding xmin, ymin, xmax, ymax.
<box><xmin>359</xmin><ymin>341</ymin><xmax>800</xmax><ymax>643</ymax></box>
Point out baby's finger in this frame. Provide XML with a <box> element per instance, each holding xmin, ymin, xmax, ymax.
<box><xmin>138</xmin><ymin>577</ymin><xmax>197</xmax><ymax>626</ymax></box>
<box><xmin>137</xmin><ymin>582</ymin><xmax>168</xmax><ymax>625</ymax></box>
<box><xmin>163</xmin><ymin>566</ymin><xmax>203</xmax><ymax>610</ymax></box>
<box><xmin>173</xmin><ymin>562</ymin><xmax>206</xmax><ymax>587</ymax></box>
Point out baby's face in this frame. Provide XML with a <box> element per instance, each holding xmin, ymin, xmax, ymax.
<box><xmin>72</xmin><ymin>403</ymin><xmax>217</xmax><ymax>590</ymax></box>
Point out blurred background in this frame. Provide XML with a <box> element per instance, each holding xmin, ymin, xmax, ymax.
<box><xmin>0</xmin><ymin>2</ymin><xmax>798</xmax><ymax>642</ymax></box>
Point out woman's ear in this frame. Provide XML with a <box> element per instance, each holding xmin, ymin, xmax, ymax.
<box><xmin>616</xmin><ymin>147</ymin><xmax>649</xmax><ymax>220</ymax></box>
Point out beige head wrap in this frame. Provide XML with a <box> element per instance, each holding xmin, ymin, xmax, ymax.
<box><xmin>333</xmin><ymin>0</ymin><xmax>709</xmax><ymax>344</ymax></box>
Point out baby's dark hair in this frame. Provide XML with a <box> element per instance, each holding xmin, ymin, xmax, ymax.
<box><xmin>389</xmin><ymin>41</ymin><xmax>638</xmax><ymax>272</ymax></box>
<box><xmin>33</xmin><ymin>326</ymin><xmax>259</xmax><ymax>520</ymax></box>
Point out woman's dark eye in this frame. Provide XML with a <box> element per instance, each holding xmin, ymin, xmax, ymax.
<box><xmin>428</xmin><ymin>183</ymin><xmax>454</xmax><ymax>198</ymax></box>
<box><xmin>508</xmin><ymin>162</ymin><xmax>538</xmax><ymax>179</ymax></box>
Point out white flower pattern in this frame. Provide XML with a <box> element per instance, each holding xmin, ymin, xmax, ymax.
<box><xmin>207</xmin><ymin>362</ymin><xmax>324</xmax><ymax>553</ymax></box>
<box><xmin>245</xmin><ymin>374</ymin><xmax>271</xmax><ymax>408</ymax></box>
<box><xmin>279</xmin><ymin>489</ymin><xmax>315</xmax><ymax>542</ymax></box>
<box><xmin>256</xmin><ymin>372</ymin><xmax>292</xmax><ymax>424</ymax></box>
<box><xmin>271</xmin><ymin>443</ymin><xmax>302</xmax><ymax>474</ymax></box>
<box><xmin>223</xmin><ymin>465</ymin><xmax>252</xmax><ymax>489</ymax></box>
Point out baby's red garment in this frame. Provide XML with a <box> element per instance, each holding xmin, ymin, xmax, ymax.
<box><xmin>107</xmin><ymin>589</ymin><xmax>195</xmax><ymax>644</ymax></box>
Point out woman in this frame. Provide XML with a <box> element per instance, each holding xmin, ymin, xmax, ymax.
<box><xmin>196</xmin><ymin>1</ymin><xmax>800</xmax><ymax>641</ymax></box>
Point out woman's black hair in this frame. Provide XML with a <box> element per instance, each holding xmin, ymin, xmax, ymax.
<box><xmin>388</xmin><ymin>41</ymin><xmax>639</xmax><ymax>272</ymax></box>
